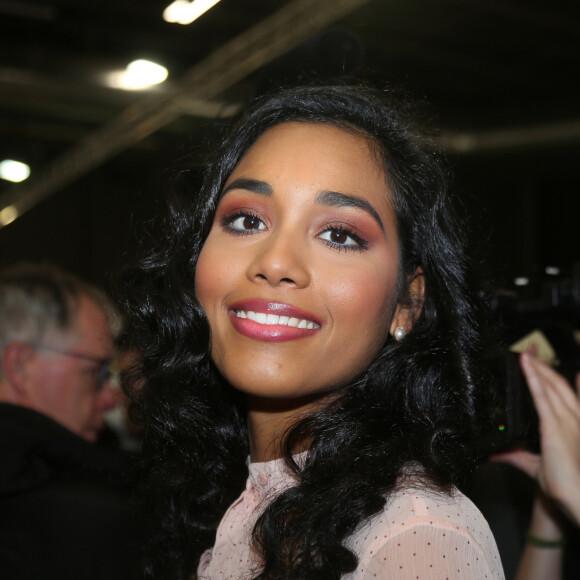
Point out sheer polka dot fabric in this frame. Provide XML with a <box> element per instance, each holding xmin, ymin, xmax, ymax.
<box><xmin>198</xmin><ymin>458</ymin><xmax>504</xmax><ymax>579</ymax></box>
<box><xmin>346</xmin><ymin>488</ymin><xmax>503</xmax><ymax>579</ymax></box>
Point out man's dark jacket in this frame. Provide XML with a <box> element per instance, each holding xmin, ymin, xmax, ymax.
<box><xmin>0</xmin><ymin>403</ymin><xmax>145</xmax><ymax>580</ymax></box>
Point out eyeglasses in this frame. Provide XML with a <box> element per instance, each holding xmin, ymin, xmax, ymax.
<box><xmin>30</xmin><ymin>344</ymin><xmax>114</xmax><ymax>390</ymax></box>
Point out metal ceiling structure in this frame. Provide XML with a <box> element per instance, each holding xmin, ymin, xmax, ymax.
<box><xmin>0</xmin><ymin>0</ymin><xmax>372</xmax><ymax>225</ymax></box>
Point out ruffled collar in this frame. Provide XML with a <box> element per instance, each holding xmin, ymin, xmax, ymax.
<box><xmin>246</xmin><ymin>453</ymin><xmax>305</xmax><ymax>497</ymax></box>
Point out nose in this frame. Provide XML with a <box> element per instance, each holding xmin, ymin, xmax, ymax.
<box><xmin>246</xmin><ymin>229</ymin><xmax>310</xmax><ymax>288</ymax></box>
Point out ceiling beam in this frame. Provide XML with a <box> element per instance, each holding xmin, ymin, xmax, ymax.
<box><xmin>437</xmin><ymin>119</ymin><xmax>580</xmax><ymax>154</ymax></box>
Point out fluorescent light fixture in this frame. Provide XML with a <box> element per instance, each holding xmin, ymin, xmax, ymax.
<box><xmin>105</xmin><ymin>59</ymin><xmax>168</xmax><ymax>91</ymax></box>
<box><xmin>0</xmin><ymin>205</ymin><xmax>19</xmax><ymax>227</ymax></box>
<box><xmin>163</xmin><ymin>0</ymin><xmax>221</xmax><ymax>25</ymax></box>
<box><xmin>514</xmin><ymin>277</ymin><xmax>530</xmax><ymax>287</ymax></box>
<box><xmin>163</xmin><ymin>0</ymin><xmax>191</xmax><ymax>23</ymax></box>
<box><xmin>545</xmin><ymin>266</ymin><xmax>560</xmax><ymax>276</ymax></box>
<box><xmin>0</xmin><ymin>159</ymin><xmax>30</xmax><ymax>182</ymax></box>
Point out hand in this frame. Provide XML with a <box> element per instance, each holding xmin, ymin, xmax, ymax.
<box><xmin>494</xmin><ymin>352</ymin><xmax>580</xmax><ymax>526</ymax></box>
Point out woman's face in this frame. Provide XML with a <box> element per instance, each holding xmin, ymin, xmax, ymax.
<box><xmin>196</xmin><ymin>122</ymin><xmax>404</xmax><ymax>401</ymax></box>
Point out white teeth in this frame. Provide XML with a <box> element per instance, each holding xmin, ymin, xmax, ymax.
<box><xmin>234</xmin><ymin>310</ymin><xmax>320</xmax><ymax>329</ymax></box>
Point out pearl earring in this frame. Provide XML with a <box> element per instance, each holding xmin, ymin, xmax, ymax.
<box><xmin>393</xmin><ymin>326</ymin><xmax>406</xmax><ymax>342</ymax></box>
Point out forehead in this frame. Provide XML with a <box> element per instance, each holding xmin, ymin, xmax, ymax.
<box><xmin>227</xmin><ymin>122</ymin><xmax>392</xmax><ymax>213</ymax></box>
<box><xmin>64</xmin><ymin>296</ymin><xmax>113</xmax><ymax>355</ymax></box>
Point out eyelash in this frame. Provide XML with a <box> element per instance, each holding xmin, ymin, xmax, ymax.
<box><xmin>220</xmin><ymin>211</ymin><xmax>265</xmax><ymax>236</ymax></box>
<box><xmin>220</xmin><ymin>211</ymin><xmax>369</xmax><ymax>252</ymax></box>
<box><xmin>319</xmin><ymin>225</ymin><xmax>369</xmax><ymax>253</ymax></box>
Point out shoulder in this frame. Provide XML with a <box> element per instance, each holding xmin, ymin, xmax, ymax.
<box><xmin>345</xmin><ymin>485</ymin><xmax>504</xmax><ymax>580</ymax></box>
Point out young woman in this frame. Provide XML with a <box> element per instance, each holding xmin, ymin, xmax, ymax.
<box><xmin>120</xmin><ymin>84</ymin><xmax>504</xmax><ymax>579</ymax></box>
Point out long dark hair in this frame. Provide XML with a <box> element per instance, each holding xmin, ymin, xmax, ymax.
<box><xmin>119</xmin><ymin>83</ymin><xmax>496</xmax><ymax>579</ymax></box>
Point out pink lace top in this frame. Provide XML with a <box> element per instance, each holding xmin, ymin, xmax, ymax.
<box><xmin>197</xmin><ymin>457</ymin><xmax>504</xmax><ymax>579</ymax></box>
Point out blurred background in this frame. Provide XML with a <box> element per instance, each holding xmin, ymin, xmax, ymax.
<box><xmin>0</xmin><ymin>0</ymin><xmax>579</xmax><ymax>317</ymax></box>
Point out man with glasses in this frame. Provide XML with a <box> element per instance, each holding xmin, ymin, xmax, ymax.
<box><xmin>0</xmin><ymin>265</ymin><xmax>118</xmax><ymax>441</ymax></box>
<box><xmin>0</xmin><ymin>263</ymin><xmax>144</xmax><ymax>579</ymax></box>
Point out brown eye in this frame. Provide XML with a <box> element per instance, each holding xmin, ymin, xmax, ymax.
<box><xmin>330</xmin><ymin>231</ymin><xmax>348</xmax><ymax>244</ymax></box>
<box><xmin>320</xmin><ymin>228</ymin><xmax>357</xmax><ymax>247</ymax></box>
<box><xmin>243</xmin><ymin>216</ymin><xmax>261</xmax><ymax>230</ymax></box>
<box><xmin>318</xmin><ymin>227</ymin><xmax>368</xmax><ymax>252</ymax></box>
<box><xmin>226</xmin><ymin>213</ymin><xmax>266</xmax><ymax>233</ymax></box>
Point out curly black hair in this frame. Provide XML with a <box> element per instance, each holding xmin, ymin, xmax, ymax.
<box><xmin>118</xmin><ymin>83</ymin><xmax>497</xmax><ymax>579</ymax></box>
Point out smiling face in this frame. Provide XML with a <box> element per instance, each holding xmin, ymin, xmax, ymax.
<box><xmin>195</xmin><ymin>122</ymin><xmax>405</xmax><ymax>403</ymax></box>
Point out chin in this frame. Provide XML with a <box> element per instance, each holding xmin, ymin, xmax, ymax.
<box><xmin>225</xmin><ymin>372</ymin><xmax>340</xmax><ymax>406</ymax></box>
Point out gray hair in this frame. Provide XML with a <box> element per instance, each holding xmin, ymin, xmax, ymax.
<box><xmin>0</xmin><ymin>263</ymin><xmax>120</xmax><ymax>374</ymax></box>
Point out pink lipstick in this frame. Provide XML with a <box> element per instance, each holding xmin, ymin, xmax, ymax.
<box><xmin>228</xmin><ymin>299</ymin><xmax>323</xmax><ymax>342</ymax></box>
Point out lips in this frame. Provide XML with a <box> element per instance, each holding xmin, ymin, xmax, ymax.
<box><xmin>228</xmin><ymin>299</ymin><xmax>323</xmax><ymax>342</ymax></box>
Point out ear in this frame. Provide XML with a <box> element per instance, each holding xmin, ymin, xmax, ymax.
<box><xmin>1</xmin><ymin>342</ymin><xmax>35</xmax><ymax>396</ymax></box>
<box><xmin>389</xmin><ymin>268</ymin><xmax>425</xmax><ymax>340</ymax></box>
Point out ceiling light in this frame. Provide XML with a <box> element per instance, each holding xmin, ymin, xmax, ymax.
<box><xmin>514</xmin><ymin>277</ymin><xmax>529</xmax><ymax>287</ymax></box>
<box><xmin>0</xmin><ymin>159</ymin><xmax>30</xmax><ymax>182</ymax></box>
<box><xmin>545</xmin><ymin>266</ymin><xmax>560</xmax><ymax>276</ymax></box>
<box><xmin>163</xmin><ymin>0</ymin><xmax>222</xmax><ymax>25</ymax></box>
<box><xmin>105</xmin><ymin>59</ymin><xmax>168</xmax><ymax>91</ymax></box>
<box><xmin>0</xmin><ymin>205</ymin><xmax>18</xmax><ymax>227</ymax></box>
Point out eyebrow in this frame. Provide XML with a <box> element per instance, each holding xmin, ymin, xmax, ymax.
<box><xmin>316</xmin><ymin>190</ymin><xmax>384</xmax><ymax>231</ymax></box>
<box><xmin>221</xmin><ymin>178</ymin><xmax>273</xmax><ymax>197</ymax></box>
<box><xmin>221</xmin><ymin>179</ymin><xmax>384</xmax><ymax>231</ymax></box>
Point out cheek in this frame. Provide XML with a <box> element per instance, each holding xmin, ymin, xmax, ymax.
<box><xmin>325</xmin><ymin>261</ymin><xmax>397</xmax><ymax>345</ymax></box>
<box><xmin>35</xmin><ymin>365</ymin><xmax>70</xmax><ymax>405</ymax></box>
<box><xmin>195</xmin><ymin>240</ymin><xmax>239</xmax><ymax>344</ymax></box>
<box><xmin>195</xmin><ymin>241</ymin><xmax>225</xmax><ymax>314</ymax></box>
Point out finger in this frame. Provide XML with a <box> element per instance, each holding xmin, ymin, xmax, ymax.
<box><xmin>522</xmin><ymin>354</ymin><xmax>579</xmax><ymax>419</ymax></box>
<box><xmin>492</xmin><ymin>449</ymin><xmax>540</xmax><ymax>480</ymax></box>
<box><xmin>519</xmin><ymin>356</ymin><xmax>578</xmax><ymax>456</ymax></box>
<box><xmin>520</xmin><ymin>353</ymin><xmax>556</xmax><ymax>417</ymax></box>
<box><xmin>533</xmin><ymin>360</ymin><xmax>580</xmax><ymax>420</ymax></box>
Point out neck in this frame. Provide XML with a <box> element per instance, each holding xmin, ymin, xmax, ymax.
<box><xmin>246</xmin><ymin>394</ymin><xmax>323</xmax><ymax>462</ymax></box>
